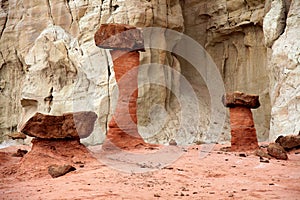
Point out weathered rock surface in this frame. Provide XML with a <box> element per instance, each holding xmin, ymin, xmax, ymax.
<box><xmin>48</xmin><ymin>164</ymin><xmax>76</xmax><ymax>178</ymax></box>
<box><xmin>222</xmin><ymin>91</ymin><xmax>260</xmax><ymax>108</ymax></box>
<box><xmin>263</xmin><ymin>0</ymin><xmax>286</xmax><ymax>48</ymax></box>
<box><xmin>275</xmin><ymin>135</ymin><xmax>300</xmax><ymax>150</ymax></box>
<box><xmin>266</xmin><ymin>0</ymin><xmax>300</xmax><ymax>141</ymax></box>
<box><xmin>267</xmin><ymin>142</ymin><xmax>288</xmax><ymax>160</ymax></box>
<box><xmin>21</xmin><ymin>112</ymin><xmax>97</xmax><ymax>139</ymax></box>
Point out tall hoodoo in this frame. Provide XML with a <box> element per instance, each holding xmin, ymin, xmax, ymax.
<box><xmin>222</xmin><ymin>91</ymin><xmax>260</xmax><ymax>151</ymax></box>
<box><xmin>94</xmin><ymin>23</ymin><xmax>148</xmax><ymax>149</ymax></box>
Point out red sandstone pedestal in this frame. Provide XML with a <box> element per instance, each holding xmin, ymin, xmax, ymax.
<box><xmin>94</xmin><ymin>24</ymin><xmax>150</xmax><ymax>149</ymax></box>
<box><xmin>222</xmin><ymin>91</ymin><xmax>260</xmax><ymax>151</ymax></box>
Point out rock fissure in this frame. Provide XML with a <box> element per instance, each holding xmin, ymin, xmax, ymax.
<box><xmin>46</xmin><ymin>0</ymin><xmax>54</xmax><ymax>25</ymax></box>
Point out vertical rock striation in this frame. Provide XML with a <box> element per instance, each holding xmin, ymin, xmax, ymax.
<box><xmin>264</xmin><ymin>0</ymin><xmax>300</xmax><ymax>140</ymax></box>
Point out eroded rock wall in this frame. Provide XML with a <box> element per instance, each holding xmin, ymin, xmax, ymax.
<box><xmin>1</xmin><ymin>0</ymin><xmax>299</xmax><ymax>145</ymax></box>
<box><xmin>181</xmin><ymin>0</ymin><xmax>271</xmax><ymax>141</ymax></box>
<box><xmin>264</xmin><ymin>0</ymin><xmax>300</xmax><ymax>140</ymax></box>
<box><xmin>0</xmin><ymin>0</ymin><xmax>184</xmax><ymax>144</ymax></box>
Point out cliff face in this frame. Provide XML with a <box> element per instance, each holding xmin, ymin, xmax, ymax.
<box><xmin>0</xmin><ymin>0</ymin><xmax>299</xmax><ymax>144</ymax></box>
<box><xmin>0</xmin><ymin>0</ymin><xmax>184</xmax><ymax>144</ymax></box>
<box><xmin>264</xmin><ymin>0</ymin><xmax>300</xmax><ymax>140</ymax></box>
<box><xmin>181</xmin><ymin>0</ymin><xmax>270</xmax><ymax>141</ymax></box>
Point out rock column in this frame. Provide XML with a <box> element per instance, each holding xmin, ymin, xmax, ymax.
<box><xmin>94</xmin><ymin>24</ymin><xmax>148</xmax><ymax>149</ymax></box>
<box><xmin>222</xmin><ymin>91</ymin><xmax>260</xmax><ymax>151</ymax></box>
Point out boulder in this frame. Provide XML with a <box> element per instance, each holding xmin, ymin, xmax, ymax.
<box><xmin>48</xmin><ymin>164</ymin><xmax>76</xmax><ymax>178</ymax></box>
<box><xmin>267</xmin><ymin>143</ymin><xmax>288</xmax><ymax>160</ymax></box>
<box><xmin>12</xmin><ymin>149</ymin><xmax>28</xmax><ymax>157</ymax></box>
<box><xmin>254</xmin><ymin>149</ymin><xmax>272</xmax><ymax>159</ymax></box>
<box><xmin>21</xmin><ymin>111</ymin><xmax>97</xmax><ymax>139</ymax></box>
<box><xmin>94</xmin><ymin>23</ymin><xmax>144</xmax><ymax>51</ymax></box>
<box><xmin>222</xmin><ymin>91</ymin><xmax>260</xmax><ymax>109</ymax></box>
<box><xmin>275</xmin><ymin>135</ymin><xmax>300</xmax><ymax>150</ymax></box>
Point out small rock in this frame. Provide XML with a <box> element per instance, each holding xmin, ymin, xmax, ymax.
<box><xmin>260</xmin><ymin>144</ymin><xmax>268</xmax><ymax>148</ymax></box>
<box><xmin>163</xmin><ymin>167</ymin><xmax>173</xmax><ymax>170</ymax></box>
<box><xmin>72</xmin><ymin>158</ymin><xmax>85</xmax><ymax>165</ymax></box>
<box><xmin>220</xmin><ymin>146</ymin><xmax>231</xmax><ymax>152</ymax></box>
<box><xmin>48</xmin><ymin>164</ymin><xmax>76</xmax><ymax>178</ymax></box>
<box><xmin>255</xmin><ymin>149</ymin><xmax>272</xmax><ymax>159</ymax></box>
<box><xmin>241</xmin><ymin>189</ymin><xmax>247</xmax><ymax>191</ymax></box>
<box><xmin>154</xmin><ymin>193</ymin><xmax>160</xmax><ymax>197</ymax></box>
<box><xmin>169</xmin><ymin>139</ymin><xmax>177</xmax><ymax>146</ymax></box>
<box><xmin>181</xmin><ymin>187</ymin><xmax>189</xmax><ymax>191</ymax></box>
<box><xmin>239</xmin><ymin>153</ymin><xmax>247</xmax><ymax>157</ymax></box>
<box><xmin>260</xmin><ymin>157</ymin><xmax>270</xmax><ymax>163</ymax></box>
<box><xmin>12</xmin><ymin>149</ymin><xmax>28</xmax><ymax>157</ymax></box>
<box><xmin>267</xmin><ymin>143</ymin><xmax>288</xmax><ymax>160</ymax></box>
<box><xmin>8</xmin><ymin>132</ymin><xmax>26</xmax><ymax>140</ymax></box>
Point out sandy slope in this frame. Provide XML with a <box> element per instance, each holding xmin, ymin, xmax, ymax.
<box><xmin>0</xmin><ymin>143</ymin><xmax>300</xmax><ymax>200</ymax></box>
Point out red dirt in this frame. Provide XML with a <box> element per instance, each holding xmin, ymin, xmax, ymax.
<box><xmin>1</xmin><ymin>143</ymin><xmax>300</xmax><ymax>199</ymax></box>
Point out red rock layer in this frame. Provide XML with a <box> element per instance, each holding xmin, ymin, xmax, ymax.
<box><xmin>105</xmin><ymin>50</ymin><xmax>147</xmax><ymax>149</ymax></box>
<box><xmin>16</xmin><ymin>138</ymin><xmax>96</xmax><ymax>179</ymax></box>
<box><xmin>229</xmin><ymin>106</ymin><xmax>259</xmax><ymax>151</ymax></box>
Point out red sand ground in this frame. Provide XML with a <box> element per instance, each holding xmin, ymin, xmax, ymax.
<box><xmin>0</xmin><ymin>143</ymin><xmax>300</xmax><ymax>200</ymax></box>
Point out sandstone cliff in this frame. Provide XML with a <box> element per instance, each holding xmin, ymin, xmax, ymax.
<box><xmin>0</xmin><ymin>0</ymin><xmax>299</xmax><ymax>145</ymax></box>
<box><xmin>264</xmin><ymin>0</ymin><xmax>299</xmax><ymax>140</ymax></box>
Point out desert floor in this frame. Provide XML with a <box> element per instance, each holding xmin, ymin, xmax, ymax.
<box><xmin>1</xmin><ymin>143</ymin><xmax>300</xmax><ymax>200</ymax></box>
